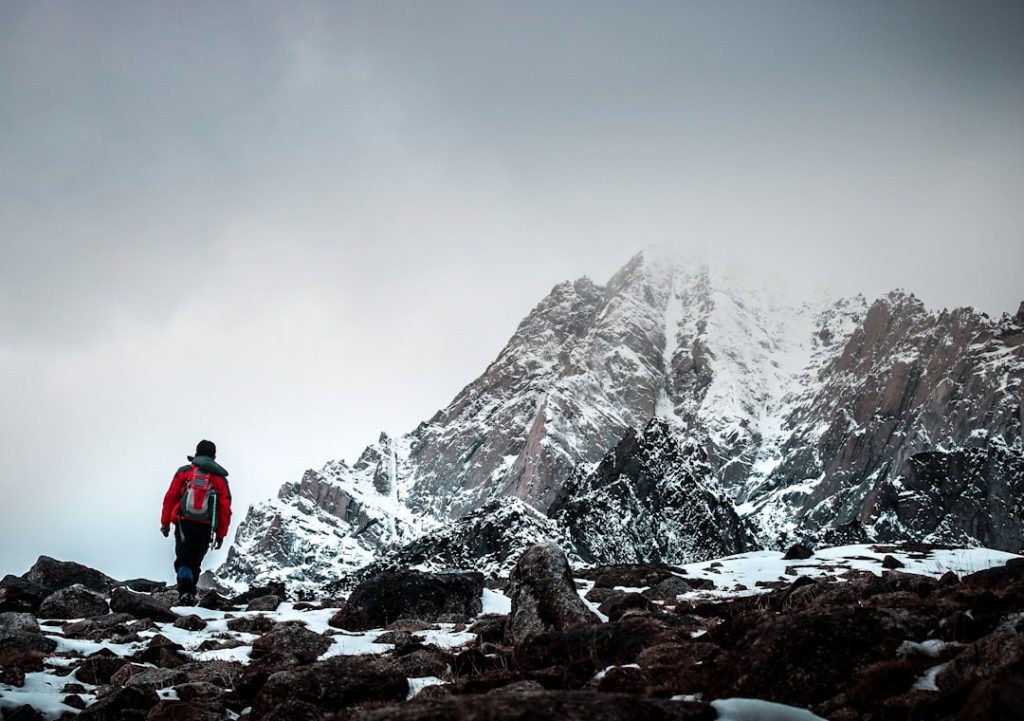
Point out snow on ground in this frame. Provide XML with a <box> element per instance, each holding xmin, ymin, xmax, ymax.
<box><xmin>645</xmin><ymin>544</ymin><xmax>1021</xmax><ymax>601</ymax></box>
<box><xmin>2</xmin><ymin>544</ymin><xmax>1019</xmax><ymax>719</ymax></box>
<box><xmin>710</xmin><ymin>697</ymin><xmax>828</xmax><ymax>721</ymax></box>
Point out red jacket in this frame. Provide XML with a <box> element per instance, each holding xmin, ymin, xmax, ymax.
<box><xmin>161</xmin><ymin>461</ymin><xmax>232</xmax><ymax>540</ymax></box>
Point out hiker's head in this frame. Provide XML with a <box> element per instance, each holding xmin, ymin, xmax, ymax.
<box><xmin>195</xmin><ymin>440</ymin><xmax>217</xmax><ymax>459</ymax></box>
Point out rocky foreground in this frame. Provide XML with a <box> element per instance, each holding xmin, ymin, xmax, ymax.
<box><xmin>1</xmin><ymin>543</ymin><xmax>1022</xmax><ymax>721</ymax></box>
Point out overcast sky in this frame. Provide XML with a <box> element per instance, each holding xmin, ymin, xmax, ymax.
<box><xmin>2</xmin><ymin>1</ymin><xmax>1022</xmax><ymax>581</ymax></box>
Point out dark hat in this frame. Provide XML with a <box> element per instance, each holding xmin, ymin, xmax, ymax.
<box><xmin>195</xmin><ymin>440</ymin><xmax>217</xmax><ymax>458</ymax></box>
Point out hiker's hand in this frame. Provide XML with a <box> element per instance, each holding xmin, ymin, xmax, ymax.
<box><xmin>213</xmin><ymin>537</ymin><xmax>223</xmax><ymax>550</ymax></box>
<box><xmin>160</xmin><ymin>524</ymin><xmax>170</xmax><ymax>537</ymax></box>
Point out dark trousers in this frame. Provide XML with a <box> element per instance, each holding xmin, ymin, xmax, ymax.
<box><xmin>174</xmin><ymin>520</ymin><xmax>211</xmax><ymax>593</ymax></box>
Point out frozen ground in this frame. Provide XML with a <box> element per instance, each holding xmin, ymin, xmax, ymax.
<box><xmin>1</xmin><ymin>543</ymin><xmax>1018</xmax><ymax>719</ymax></box>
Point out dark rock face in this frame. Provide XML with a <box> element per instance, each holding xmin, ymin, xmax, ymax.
<box><xmin>352</xmin><ymin>497</ymin><xmax>570</xmax><ymax>585</ymax></box>
<box><xmin>38</xmin><ymin>584</ymin><xmax>109</xmax><ymax>620</ymax></box>
<box><xmin>550</xmin><ymin>419</ymin><xmax>755</xmax><ymax>565</ymax></box>
<box><xmin>330</xmin><ymin>570</ymin><xmax>483</xmax><ymax>631</ymax></box>
<box><xmin>109</xmin><ymin>587</ymin><xmax>177</xmax><ymax>623</ymax></box>
<box><xmin>23</xmin><ymin>556</ymin><xmax>119</xmax><ymax>594</ymax></box>
<box><xmin>505</xmin><ymin>543</ymin><xmax>599</xmax><ymax>644</ymax></box>
<box><xmin>250</xmin><ymin>656</ymin><xmax>409</xmax><ymax>720</ymax></box>
<box><xmin>764</xmin><ymin>293</ymin><xmax>1024</xmax><ymax>549</ymax></box>
<box><xmin>868</xmin><ymin>442</ymin><xmax>1024</xmax><ymax>550</ymax></box>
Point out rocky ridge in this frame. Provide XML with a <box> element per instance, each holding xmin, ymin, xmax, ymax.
<box><xmin>217</xmin><ymin>252</ymin><xmax>1024</xmax><ymax>592</ymax></box>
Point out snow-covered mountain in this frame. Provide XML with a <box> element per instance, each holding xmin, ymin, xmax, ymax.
<box><xmin>216</xmin><ymin>251</ymin><xmax>1024</xmax><ymax>591</ymax></box>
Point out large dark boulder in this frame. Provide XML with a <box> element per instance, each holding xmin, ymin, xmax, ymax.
<box><xmin>0</xmin><ymin>627</ymin><xmax>58</xmax><ymax>665</ymax></box>
<box><xmin>330</xmin><ymin>570</ymin><xmax>484</xmax><ymax>631</ymax></box>
<box><xmin>78</xmin><ymin>686</ymin><xmax>159</xmax><ymax>720</ymax></box>
<box><xmin>250</xmin><ymin>655</ymin><xmax>408</xmax><ymax>720</ymax></box>
<box><xmin>109</xmin><ymin>586</ymin><xmax>178</xmax><ymax>622</ymax></box>
<box><xmin>250</xmin><ymin>624</ymin><xmax>332</xmax><ymax>664</ymax></box>
<box><xmin>74</xmin><ymin>653</ymin><xmax>130</xmax><ymax>685</ymax></box>
<box><xmin>505</xmin><ymin>543</ymin><xmax>599</xmax><ymax>644</ymax></box>
<box><xmin>39</xmin><ymin>584</ymin><xmax>110</xmax><ymax>619</ymax></box>
<box><xmin>355</xmin><ymin>690</ymin><xmax>714</xmax><ymax>720</ymax></box>
<box><xmin>598</xmin><ymin>592</ymin><xmax>656</xmax><ymax>621</ymax></box>
<box><xmin>23</xmin><ymin>556</ymin><xmax>119</xmax><ymax>593</ymax></box>
<box><xmin>0</xmin><ymin>575</ymin><xmax>53</xmax><ymax>613</ymax></box>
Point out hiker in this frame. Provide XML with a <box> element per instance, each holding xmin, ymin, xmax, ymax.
<box><xmin>160</xmin><ymin>440</ymin><xmax>232</xmax><ymax>604</ymax></box>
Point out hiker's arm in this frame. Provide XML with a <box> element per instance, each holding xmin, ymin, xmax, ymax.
<box><xmin>160</xmin><ymin>470</ymin><xmax>186</xmax><ymax>528</ymax></box>
<box><xmin>214</xmin><ymin>477</ymin><xmax>232</xmax><ymax>542</ymax></box>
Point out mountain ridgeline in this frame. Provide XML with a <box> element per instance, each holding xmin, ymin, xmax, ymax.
<box><xmin>215</xmin><ymin>253</ymin><xmax>1024</xmax><ymax>593</ymax></box>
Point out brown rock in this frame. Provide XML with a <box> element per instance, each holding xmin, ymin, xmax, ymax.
<box><xmin>597</xmin><ymin>592</ymin><xmax>656</xmax><ymax>621</ymax></box>
<box><xmin>329</xmin><ymin>570</ymin><xmax>484</xmax><ymax>631</ymax></box>
<box><xmin>505</xmin><ymin>543</ymin><xmax>599</xmax><ymax>644</ymax></box>
<box><xmin>39</xmin><ymin>584</ymin><xmax>109</xmax><ymax>620</ymax></box>
<box><xmin>250</xmin><ymin>624</ymin><xmax>331</xmax><ymax>664</ymax></box>
<box><xmin>250</xmin><ymin>655</ymin><xmax>409</xmax><ymax>720</ymax></box>
<box><xmin>246</xmin><ymin>595</ymin><xmax>282</xmax><ymax>612</ymax></box>
<box><xmin>78</xmin><ymin>685</ymin><xmax>160</xmax><ymax>721</ymax></box>
<box><xmin>172</xmin><ymin>615</ymin><xmax>208</xmax><ymax>631</ymax></box>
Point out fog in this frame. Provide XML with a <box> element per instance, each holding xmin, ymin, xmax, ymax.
<box><xmin>1</xmin><ymin>1</ymin><xmax>1022</xmax><ymax>579</ymax></box>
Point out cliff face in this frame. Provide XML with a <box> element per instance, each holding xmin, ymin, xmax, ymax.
<box><xmin>745</xmin><ymin>292</ymin><xmax>1024</xmax><ymax>545</ymax></box>
<box><xmin>549</xmin><ymin>418</ymin><xmax>757</xmax><ymax>565</ymax></box>
<box><xmin>217</xmin><ymin>252</ymin><xmax>1024</xmax><ymax>590</ymax></box>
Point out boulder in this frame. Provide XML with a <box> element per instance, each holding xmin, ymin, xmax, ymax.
<box><xmin>0</xmin><ymin>627</ymin><xmax>58</xmax><ymax>665</ymax></box>
<box><xmin>122</xmin><ymin>667</ymin><xmax>188</xmax><ymax>692</ymax></box>
<box><xmin>936</xmin><ymin>631</ymin><xmax>1024</xmax><ymax>693</ymax></box>
<box><xmin>250</xmin><ymin>624</ymin><xmax>332</xmax><ymax>664</ymax></box>
<box><xmin>74</xmin><ymin>654</ymin><xmax>130</xmax><ymax>685</ymax></box>
<box><xmin>598</xmin><ymin>592</ymin><xmax>657</xmax><ymax>621</ymax></box>
<box><xmin>175</xmin><ymin>660</ymin><xmax>244</xmax><ymax>688</ymax></box>
<box><xmin>23</xmin><ymin>556</ymin><xmax>119</xmax><ymax>593</ymax></box>
<box><xmin>330</xmin><ymin>570</ymin><xmax>484</xmax><ymax>631</ymax></box>
<box><xmin>39</xmin><ymin>584</ymin><xmax>110</xmax><ymax>619</ymax></box>
<box><xmin>642</xmin><ymin>576</ymin><xmax>693</xmax><ymax>602</ymax></box>
<box><xmin>585</xmin><ymin>564</ymin><xmax>681</xmax><ymax>589</ymax></box>
<box><xmin>226</xmin><ymin>614</ymin><xmax>277</xmax><ymax>634</ymax></box>
<box><xmin>172</xmin><ymin>615</ymin><xmax>208</xmax><ymax>631</ymax></box>
<box><xmin>962</xmin><ymin>557</ymin><xmax>1024</xmax><ymax>589</ymax></box>
<box><xmin>783</xmin><ymin>544</ymin><xmax>814</xmax><ymax>560</ymax></box>
<box><xmin>246</xmin><ymin>595</ymin><xmax>282</xmax><ymax>612</ymax></box>
<box><xmin>4</xmin><ymin>706</ymin><xmax>44</xmax><ymax>721</ymax></box>
<box><xmin>0</xmin><ymin>575</ymin><xmax>53</xmax><ymax>613</ymax></box>
<box><xmin>77</xmin><ymin>685</ymin><xmax>159</xmax><ymax>720</ymax></box>
<box><xmin>250</xmin><ymin>655</ymin><xmax>409</xmax><ymax>720</ymax></box>
<box><xmin>110</xmin><ymin>587</ymin><xmax>178</xmax><ymax>623</ymax></box>
<box><xmin>505</xmin><ymin>543</ymin><xmax>599</xmax><ymax>644</ymax></box>
<box><xmin>231</xmin><ymin>582</ymin><xmax>286</xmax><ymax>607</ymax></box>
<box><xmin>0</xmin><ymin>612</ymin><xmax>40</xmax><ymax>633</ymax></box>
